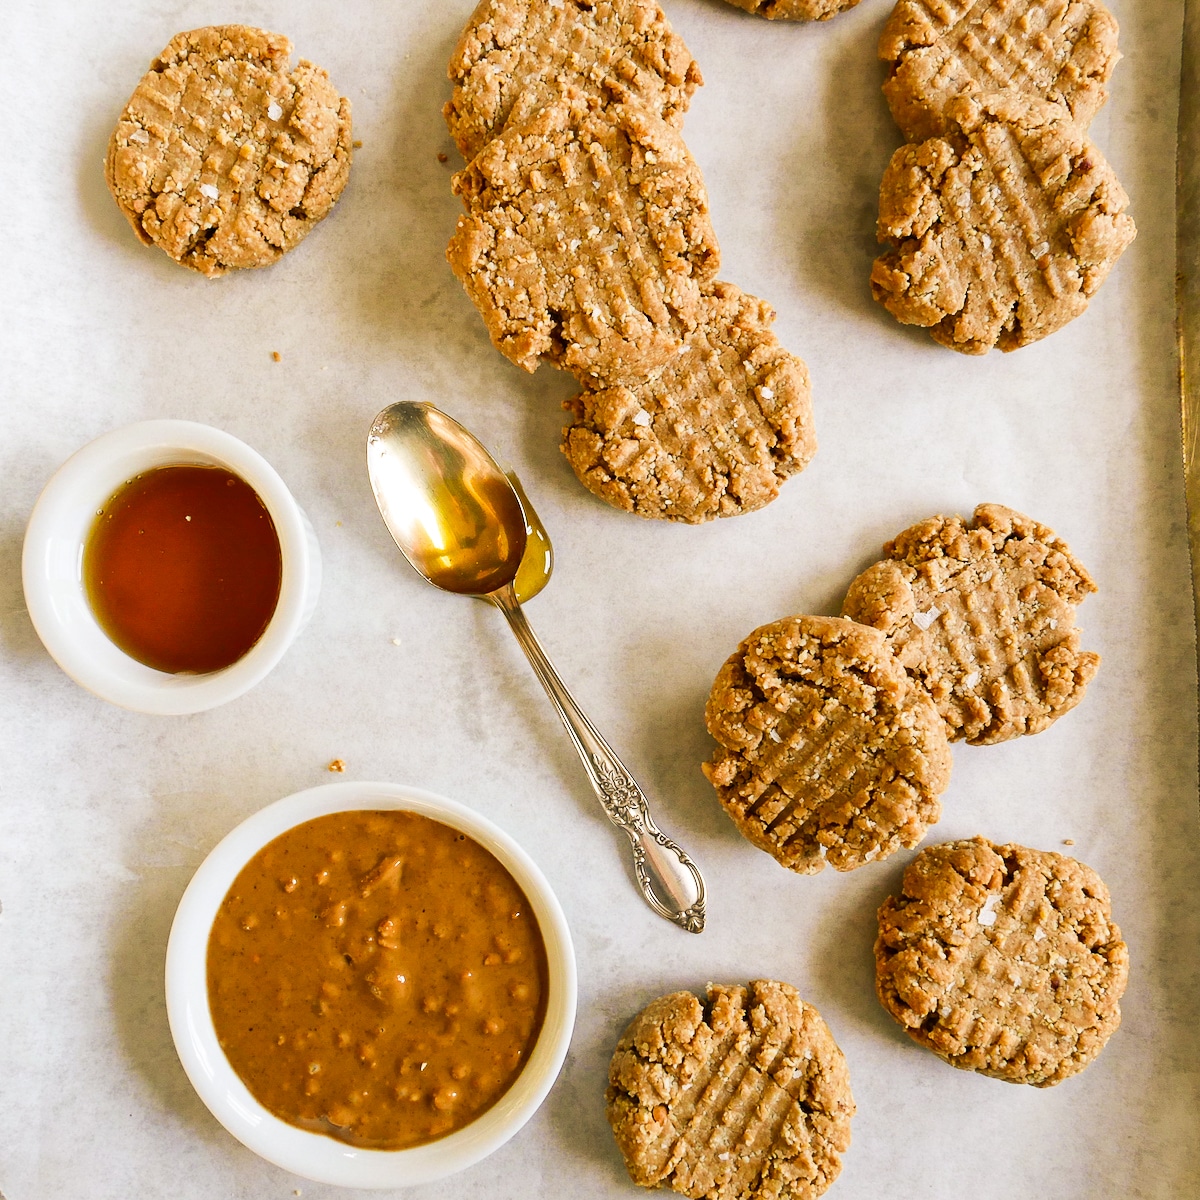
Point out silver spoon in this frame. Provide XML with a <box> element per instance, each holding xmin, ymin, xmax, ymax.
<box><xmin>367</xmin><ymin>401</ymin><xmax>706</xmax><ymax>933</ymax></box>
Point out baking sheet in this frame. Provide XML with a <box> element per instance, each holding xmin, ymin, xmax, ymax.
<box><xmin>1</xmin><ymin>1</ymin><xmax>1197</xmax><ymax>1197</ymax></box>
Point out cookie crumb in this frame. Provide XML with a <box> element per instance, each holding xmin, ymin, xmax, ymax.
<box><xmin>271</xmin><ymin>350</ymin><xmax>281</xmax><ymax>362</ymax></box>
<box><xmin>1063</xmin><ymin>838</ymin><xmax>1075</xmax><ymax>845</ymax></box>
<box><xmin>327</xmin><ymin>759</ymin><xmax>346</xmax><ymax>773</ymax></box>
<box><xmin>353</xmin><ymin>139</ymin><xmax>363</xmax><ymax>149</ymax></box>
<box><xmin>390</xmin><ymin>637</ymin><xmax>403</xmax><ymax>647</ymax></box>
<box><xmin>437</xmin><ymin>151</ymin><xmax>448</xmax><ymax>163</ymax></box>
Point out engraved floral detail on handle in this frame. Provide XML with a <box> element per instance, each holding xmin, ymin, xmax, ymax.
<box><xmin>591</xmin><ymin>756</ymin><xmax>647</xmax><ymax>827</ymax></box>
<box><xmin>592</xmin><ymin>755</ymin><xmax>707</xmax><ymax>933</ymax></box>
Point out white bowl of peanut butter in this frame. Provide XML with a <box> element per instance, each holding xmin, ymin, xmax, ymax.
<box><xmin>166</xmin><ymin>780</ymin><xmax>577</xmax><ymax>1187</ymax></box>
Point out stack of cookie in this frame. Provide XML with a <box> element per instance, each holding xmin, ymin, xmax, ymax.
<box><xmin>869</xmin><ymin>0</ymin><xmax>1136</xmax><ymax>353</ymax></box>
<box><xmin>703</xmin><ymin>504</ymin><xmax>1099</xmax><ymax>873</ymax></box>
<box><xmin>443</xmin><ymin>0</ymin><xmax>817</xmax><ymax>522</ymax></box>
<box><xmin>689</xmin><ymin>504</ymin><xmax>1128</xmax><ymax>1110</ymax></box>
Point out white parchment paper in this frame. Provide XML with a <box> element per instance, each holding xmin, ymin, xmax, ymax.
<box><xmin>1</xmin><ymin>1</ymin><xmax>1197</xmax><ymax>1197</ymax></box>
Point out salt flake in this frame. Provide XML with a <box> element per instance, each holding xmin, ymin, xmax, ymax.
<box><xmin>760</xmin><ymin>386</ymin><xmax>774</xmax><ymax>399</ymax></box>
<box><xmin>911</xmin><ymin>606</ymin><xmax>941</xmax><ymax>632</ymax></box>
<box><xmin>268</xmin><ymin>101</ymin><xmax>283</xmax><ymax>121</ymax></box>
<box><xmin>199</xmin><ymin>183</ymin><xmax>219</xmax><ymax>199</ymax></box>
<box><xmin>977</xmin><ymin>894</ymin><xmax>1002</xmax><ymax>927</ymax></box>
<box><xmin>632</xmin><ymin>409</ymin><xmax>652</xmax><ymax>427</ymax></box>
<box><xmin>963</xmin><ymin>669</ymin><xmax>980</xmax><ymax>688</ymax></box>
<box><xmin>767</xmin><ymin>728</ymin><xmax>782</xmax><ymax>743</ymax></box>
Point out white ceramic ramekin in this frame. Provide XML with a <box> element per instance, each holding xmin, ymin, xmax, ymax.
<box><xmin>165</xmin><ymin>780</ymin><xmax>577</xmax><ymax>1189</ymax></box>
<box><xmin>21</xmin><ymin>420</ymin><xmax>320</xmax><ymax>714</ymax></box>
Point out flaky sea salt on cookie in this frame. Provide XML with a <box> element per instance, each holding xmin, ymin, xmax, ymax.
<box><xmin>448</xmin><ymin>94</ymin><xmax>719</xmax><ymax>384</ymax></box>
<box><xmin>880</xmin><ymin>0</ymin><xmax>1120</xmax><ymax>143</ymax></box>
<box><xmin>842</xmin><ymin>504</ymin><xmax>1099</xmax><ymax>745</ymax></box>
<box><xmin>871</xmin><ymin>89</ymin><xmax>1134</xmax><ymax>354</ymax></box>
<box><xmin>105</xmin><ymin>25</ymin><xmax>352</xmax><ymax>276</ymax></box>
<box><xmin>445</xmin><ymin>0</ymin><xmax>701</xmax><ymax>162</ymax></box>
<box><xmin>703</xmin><ymin>615</ymin><xmax>952</xmax><ymax>873</ymax></box>
<box><xmin>561</xmin><ymin>281</ymin><xmax>815</xmax><ymax>522</ymax></box>
<box><xmin>875</xmin><ymin>837</ymin><xmax>1128</xmax><ymax>1086</ymax></box>
<box><xmin>607</xmin><ymin>981</ymin><xmax>854</xmax><ymax>1200</ymax></box>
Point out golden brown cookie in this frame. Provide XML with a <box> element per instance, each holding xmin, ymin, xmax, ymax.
<box><xmin>720</xmin><ymin>0</ymin><xmax>861</xmax><ymax>20</ymax></box>
<box><xmin>871</xmin><ymin>90</ymin><xmax>1134</xmax><ymax>354</ymax></box>
<box><xmin>105</xmin><ymin>25</ymin><xmax>352</xmax><ymax>276</ymax></box>
<box><xmin>448</xmin><ymin>93</ymin><xmax>719</xmax><ymax>384</ymax></box>
<box><xmin>842</xmin><ymin>504</ymin><xmax>1099</xmax><ymax>745</ymax></box>
<box><xmin>880</xmin><ymin>0</ymin><xmax>1121</xmax><ymax>142</ymax></box>
<box><xmin>607</xmin><ymin>980</ymin><xmax>854</xmax><ymax>1200</ymax></box>
<box><xmin>445</xmin><ymin>0</ymin><xmax>701</xmax><ymax>162</ymax></box>
<box><xmin>561</xmin><ymin>282</ymin><xmax>816</xmax><ymax>522</ymax></box>
<box><xmin>875</xmin><ymin>837</ymin><xmax>1129</xmax><ymax>1086</ymax></box>
<box><xmin>703</xmin><ymin>615</ymin><xmax>953</xmax><ymax>874</ymax></box>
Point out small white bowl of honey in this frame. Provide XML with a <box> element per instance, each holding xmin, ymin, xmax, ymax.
<box><xmin>22</xmin><ymin>419</ymin><xmax>320</xmax><ymax>714</ymax></box>
<box><xmin>166</xmin><ymin>779</ymin><xmax>577</xmax><ymax>1188</ymax></box>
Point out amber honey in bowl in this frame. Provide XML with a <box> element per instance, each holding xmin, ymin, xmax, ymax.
<box><xmin>83</xmin><ymin>464</ymin><xmax>282</xmax><ymax>673</ymax></box>
<box><xmin>206</xmin><ymin>810</ymin><xmax>550</xmax><ymax>1150</ymax></box>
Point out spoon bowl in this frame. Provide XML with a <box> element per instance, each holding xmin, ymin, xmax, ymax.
<box><xmin>367</xmin><ymin>403</ymin><xmax>526</xmax><ymax>596</ymax></box>
<box><xmin>366</xmin><ymin>402</ymin><xmax>706</xmax><ymax>932</ymax></box>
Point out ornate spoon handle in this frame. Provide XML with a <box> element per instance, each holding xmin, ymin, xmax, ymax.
<box><xmin>489</xmin><ymin>583</ymin><xmax>706</xmax><ymax>933</ymax></box>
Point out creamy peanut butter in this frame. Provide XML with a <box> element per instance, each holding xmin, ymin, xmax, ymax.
<box><xmin>207</xmin><ymin>810</ymin><xmax>548</xmax><ymax>1148</ymax></box>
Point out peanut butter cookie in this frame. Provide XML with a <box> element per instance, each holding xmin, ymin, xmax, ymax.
<box><xmin>445</xmin><ymin>0</ymin><xmax>701</xmax><ymax>162</ymax></box>
<box><xmin>875</xmin><ymin>837</ymin><xmax>1129</xmax><ymax>1086</ymax></box>
<box><xmin>880</xmin><ymin>0</ymin><xmax>1120</xmax><ymax>142</ymax></box>
<box><xmin>703</xmin><ymin>615</ymin><xmax>952</xmax><ymax>874</ymax></box>
<box><xmin>841</xmin><ymin>504</ymin><xmax>1099</xmax><ymax>744</ymax></box>
<box><xmin>607</xmin><ymin>980</ymin><xmax>854</xmax><ymax>1200</ymax></box>
<box><xmin>105</xmin><ymin>25</ymin><xmax>352</xmax><ymax>276</ymax></box>
<box><xmin>561</xmin><ymin>282</ymin><xmax>815</xmax><ymax>522</ymax></box>
<box><xmin>448</xmin><ymin>94</ymin><xmax>719</xmax><ymax>384</ymax></box>
<box><xmin>871</xmin><ymin>90</ymin><xmax>1134</xmax><ymax>354</ymax></box>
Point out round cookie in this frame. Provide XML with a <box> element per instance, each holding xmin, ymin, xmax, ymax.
<box><xmin>607</xmin><ymin>980</ymin><xmax>854</xmax><ymax>1200</ymax></box>
<box><xmin>875</xmin><ymin>837</ymin><xmax>1129</xmax><ymax>1086</ymax></box>
<box><xmin>445</xmin><ymin>0</ymin><xmax>701</xmax><ymax>162</ymax></box>
<box><xmin>879</xmin><ymin>0</ymin><xmax>1120</xmax><ymax>142</ymax></box>
<box><xmin>562</xmin><ymin>281</ymin><xmax>816</xmax><ymax>522</ymax></box>
<box><xmin>870</xmin><ymin>90</ymin><xmax>1135</xmax><ymax>354</ymax></box>
<box><xmin>719</xmin><ymin>0</ymin><xmax>861</xmax><ymax>21</ymax></box>
<box><xmin>448</xmin><ymin>94</ymin><xmax>719</xmax><ymax>385</ymax></box>
<box><xmin>703</xmin><ymin>615</ymin><xmax>952</xmax><ymax>874</ymax></box>
<box><xmin>841</xmin><ymin>504</ymin><xmax>1099</xmax><ymax>745</ymax></box>
<box><xmin>105</xmin><ymin>25</ymin><xmax>352</xmax><ymax>277</ymax></box>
